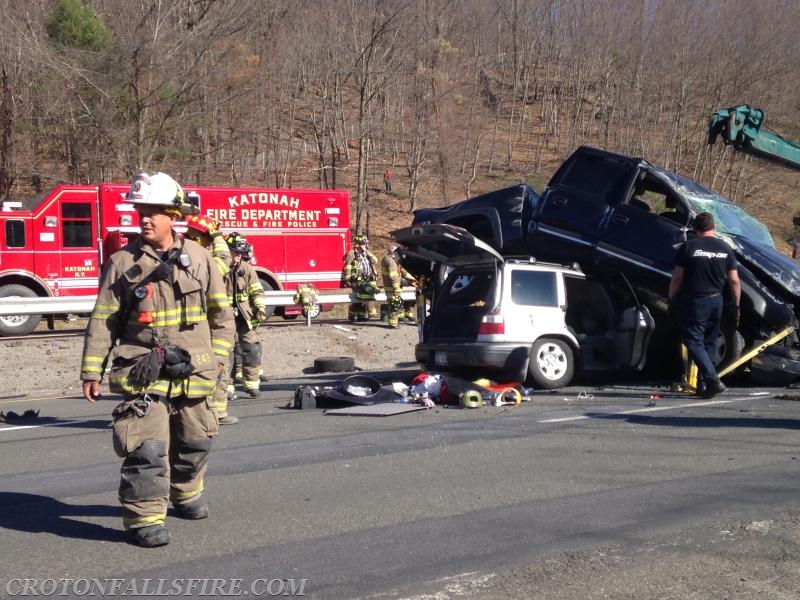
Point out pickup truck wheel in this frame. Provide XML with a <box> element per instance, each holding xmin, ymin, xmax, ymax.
<box><xmin>0</xmin><ymin>285</ymin><xmax>41</xmax><ymax>336</ymax></box>
<box><xmin>528</xmin><ymin>338</ymin><xmax>574</xmax><ymax>389</ymax></box>
<box><xmin>713</xmin><ymin>328</ymin><xmax>745</xmax><ymax>369</ymax></box>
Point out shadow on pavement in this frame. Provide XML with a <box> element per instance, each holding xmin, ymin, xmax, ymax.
<box><xmin>586</xmin><ymin>412</ymin><xmax>800</xmax><ymax>430</ymax></box>
<box><xmin>0</xmin><ymin>492</ymin><xmax>124</xmax><ymax>542</ymax></box>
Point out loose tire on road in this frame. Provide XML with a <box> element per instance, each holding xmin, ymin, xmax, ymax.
<box><xmin>314</xmin><ymin>356</ymin><xmax>356</xmax><ymax>373</ymax></box>
<box><xmin>0</xmin><ymin>285</ymin><xmax>41</xmax><ymax>336</ymax></box>
<box><xmin>528</xmin><ymin>337</ymin><xmax>574</xmax><ymax>389</ymax></box>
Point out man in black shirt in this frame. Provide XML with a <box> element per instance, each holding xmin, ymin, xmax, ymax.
<box><xmin>668</xmin><ymin>212</ymin><xmax>741</xmax><ymax>398</ymax></box>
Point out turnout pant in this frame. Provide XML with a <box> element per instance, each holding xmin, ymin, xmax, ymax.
<box><xmin>234</xmin><ymin>321</ymin><xmax>262</xmax><ymax>394</ymax></box>
<box><xmin>112</xmin><ymin>395</ymin><xmax>218</xmax><ymax>530</ymax></box>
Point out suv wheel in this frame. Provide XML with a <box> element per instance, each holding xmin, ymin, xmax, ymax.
<box><xmin>528</xmin><ymin>338</ymin><xmax>574</xmax><ymax>389</ymax></box>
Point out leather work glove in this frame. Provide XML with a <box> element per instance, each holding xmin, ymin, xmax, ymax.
<box><xmin>162</xmin><ymin>345</ymin><xmax>193</xmax><ymax>378</ymax></box>
<box><xmin>257</xmin><ymin>308</ymin><xmax>268</xmax><ymax>323</ymax></box>
<box><xmin>721</xmin><ymin>303</ymin><xmax>740</xmax><ymax>332</ymax></box>
<box><xmin>130</xmin><ymin>347</ymin><xmax>166</xmax><ymax>387</ymax></box>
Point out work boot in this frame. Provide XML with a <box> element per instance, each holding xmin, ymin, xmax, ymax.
<box><xmin>700</xmin><ymin>378</ymin><xmax>727</xmax><ymax>399</ymax></box>
<box><xmin>259</xmin><ymin>374</ymin><xmax>270</xmax><ymax>382</ymax></box>
<box><xmin>219</xmin><ymin>415</ymin><xmax>239</xmax><ymax>425</ymax></box>
<box><xmin>173</xmin><ymin>499</ymin><xmax>209</xmax><ymax>520</ymax></box>
<box><xmin>129</xmin><ymin>524</ymin><xmax>170</xmax><ymax>548</ymax></box>
<box><xmin>245</xmin><ymin>387</ymin><xmax>261</xmax><ymax>398</ymax></box>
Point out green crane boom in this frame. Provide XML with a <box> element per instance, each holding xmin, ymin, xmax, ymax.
<box><xmin>708</xmin><ymin>104</ymin><xmax>800</xmax><ymax>172</ymax></box>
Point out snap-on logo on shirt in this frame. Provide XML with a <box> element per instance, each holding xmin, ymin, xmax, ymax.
<box><xmin>692</xmin><ymin>250</ymin><xmax>728</xmax><ymax>258</ymax></box>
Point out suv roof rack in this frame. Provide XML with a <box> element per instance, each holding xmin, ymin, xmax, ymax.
<box><xmin>504</xmin><ymin>256</ymin><xmax>583</xmax><ymax>272</ymax></box>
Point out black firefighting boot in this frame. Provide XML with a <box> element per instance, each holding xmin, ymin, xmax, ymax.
<box><xmin>129</xmin><ymin>524</ymin><xmax>170</xmax><ymax>548</ymax></box>
<box><xmin>173</xmin><ymin>497</ymin><xmax>209</xmax><ymax>520</ymax></box>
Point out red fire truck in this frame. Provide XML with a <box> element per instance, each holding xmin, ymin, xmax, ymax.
<box><xmin>0</xmin><ymin>183</ymin><xmax>350</xmax><ymax>335</ymax></box>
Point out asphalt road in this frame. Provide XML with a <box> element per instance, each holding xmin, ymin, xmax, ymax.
<box><xmin>1</xmin><ymin>372</ymin><xmax>799</xmax><ymax>599</ymax></box>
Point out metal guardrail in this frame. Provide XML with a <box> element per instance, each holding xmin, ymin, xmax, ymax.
<box><xmin>0</xmin><ymin>288</ymin><xmax>418</xmax><ymax>316</ymax></box>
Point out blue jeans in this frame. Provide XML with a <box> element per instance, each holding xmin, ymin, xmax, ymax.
<box><xmin>679</xmin><ymin>295</ymin><xmax>723</xmax><ymax>384</ymax></box>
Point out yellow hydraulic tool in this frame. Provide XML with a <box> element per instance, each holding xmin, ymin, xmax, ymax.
<box><xmin>717</xmin><ymin>326</ymin><xmax>796</xmax><ymax>378</ymax></box>
<box><xmin>672</xmin><ymin>326</ymin><xmax>796</xmax><ymax>393</ymax></box>
<box><xmin>672</xmin><ymin>344</ymin><xmax>699</xmax><ymax>394</ymax></box>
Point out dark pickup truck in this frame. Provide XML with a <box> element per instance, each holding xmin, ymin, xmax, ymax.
<box><xmin>412</xmin><ymin>145</ymin><xmax>800</xmax><ymax>385</ymax></box>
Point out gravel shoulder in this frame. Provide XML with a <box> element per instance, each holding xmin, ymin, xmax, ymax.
<box><xmin>0</xmin><ymin>318</ymin><xmax>419</xmax><ymax>399</ymax></box>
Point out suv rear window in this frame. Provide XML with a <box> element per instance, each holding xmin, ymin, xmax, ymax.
<box><xmin>510</xmin><ymin>270</ymin><xmax>558</xmax><ymax>306</ymax></box>
<box><xmin>442</xmin><ymin>269</ymin><xmax>496</xmax><ymax>306</ymax></box>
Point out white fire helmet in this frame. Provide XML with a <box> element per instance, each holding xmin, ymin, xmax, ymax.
<box><xmin>126</xmin><ymin>172</ymin><xmax>198</xmax><ymax>215</ymax></box>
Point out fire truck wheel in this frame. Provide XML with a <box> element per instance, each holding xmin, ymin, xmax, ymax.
<box><xmin>0</xmin><ymin>285</ymin><xmax>41</xmax><ymax>336</ymax></box>
<box><xmin>313</xmin><ymin>356</ymin><xmax>356</xmax><ymax>373</ymax></box>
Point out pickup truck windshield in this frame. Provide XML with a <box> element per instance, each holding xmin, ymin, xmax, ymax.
<box><xmin>686</xmin><ymin>195</ymin><xmax>774</xmax><ymax>248</ymax></box>
<box><xmin>658</xmin><ymin>169</ymin><xmax>775</xmax><ymax>248</ymax></box>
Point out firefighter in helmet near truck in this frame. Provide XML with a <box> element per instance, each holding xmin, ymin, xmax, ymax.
<box><xmin>341</xmin><ymin>233</ymin><xmax>380</xmax><ymax>322</ymax></box>
<box><xmin>381</xmin><ymin>242</ymin><xmax>418</xmax><ymax>328</ymax></box>
<box><xmin>80</xmin><ymin>172</ymin><xmax>234</xmax><ymax>548</ymax></box>
<box><xmin>226</xmin><ymin>232</ymin><xmax>268</xmax><ymax>398</ymax></box>
<box><xmin>183</xmin><ymin>214</ymin><xmax>239</xmax><ymax>425</ymax></box>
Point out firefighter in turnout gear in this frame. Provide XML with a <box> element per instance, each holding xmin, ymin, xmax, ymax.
<box><xmin>80</xmin><ymin>172</ymin><xmax>235</xmax><ymax>548</ymax></box>
<box><xmin>226</xmin><ymin>232</ymin><xmax>268</xmax><ymax>398</ymax></box>
<box><xmin>381</xmin><ymin>242</ymin><xmax>417</xmax><ymax>328</ymax></box>
<box><xmin>341</xmin><ymin>233</ymin><xmax>380</xmax><ymax>322</ymax></box>
<box><xmin>183</xmin><ymin>214</ymin><xmax>238</xmax><ymax>425</ymax></box>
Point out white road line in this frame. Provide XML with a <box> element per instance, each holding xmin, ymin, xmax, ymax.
<box><xmin>538</xmin><ymin>397</ymin><xmax>752</xmax><ymax>423</ymax></box>
<box><xmin>0</xmin><ymin>418</ymin><xmax>104</xmax><ymax>433</ymax></box>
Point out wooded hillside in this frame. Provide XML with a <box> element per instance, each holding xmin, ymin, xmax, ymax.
<box><xmin>1</xmin><ymin>0</ymin><xmax>799</xmax><ymax>247</ymax></box>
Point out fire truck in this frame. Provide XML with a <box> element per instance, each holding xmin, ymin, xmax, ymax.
<box><xmin>0</xmin><ymin>183</ymin><xmax>350</xmax><ymax>335</ymax></box>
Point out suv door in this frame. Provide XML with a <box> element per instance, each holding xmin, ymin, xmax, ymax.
<box><xmin>614</xmin><ymin>305</ymin><xmax>655</xmax><ymax>369</ymax></box>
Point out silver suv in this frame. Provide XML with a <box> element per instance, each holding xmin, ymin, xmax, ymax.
<box><xmin>393</xmin><ymin>224</ymin><xmax>655</xmax><ymax>389</ymax></box>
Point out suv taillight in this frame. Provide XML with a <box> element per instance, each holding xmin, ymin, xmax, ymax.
<box><xmin>478</xmin><ymin>314</ymin><xmax>504</xmax><ymax>335</ymax></box>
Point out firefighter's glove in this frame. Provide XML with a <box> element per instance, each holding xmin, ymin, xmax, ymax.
<box><xmin>130</xmin><ymin>347</ymin><xmax>166</xmax><ymax>387</ymax></box>
<box><xmin>162</xmin><ymin>345</ymin><xmax>193</xmax><ymax>378</ymax></box>
<box><xmin>150</xmin><ymin>260</ymin><xmax>175</xmax><ymax>285</ymax></box>
<box><xmin>256</xmin><ymin>308</ymin><xmax>268</xmax><ymax>323</ymax></box>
